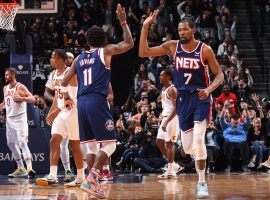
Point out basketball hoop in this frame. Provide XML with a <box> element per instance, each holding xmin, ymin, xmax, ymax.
<box><xmin>0</xmin><ymin>3</ymin><xmax>19</xmax><ymax>31</ymax></box>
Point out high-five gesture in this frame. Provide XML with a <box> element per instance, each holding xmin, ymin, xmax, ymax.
<box><xmin>116</xmin><ymin>4</ymin><xmax>126</xmax><ymax>24</ymax></box>
<box><xmin>143</xmin><ymin>10</ymin><xmax>159</xmax><ymax>26</ymax></box>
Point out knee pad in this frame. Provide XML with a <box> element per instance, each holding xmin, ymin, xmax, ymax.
<box><xmin>180</xmin><ymin>130</ymin><xmax>194</xmax><ymax>155</ymax></box>
<box><xmin>81</xmin><ymin>142</ymin><xmax>98</xmax><ymax>157</ymax></box>
<box><xmin>100</xmin><ymin>142</ymin><xmax>116</xmax><ymax>157</ymax></box>
<box><xmin>193</xmin><ymin>120</ymin><xmax>207</xmax><ymax>160</ymax></box>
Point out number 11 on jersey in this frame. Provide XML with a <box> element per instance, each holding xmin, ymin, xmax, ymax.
<box><xmin>83</xmin><ymin>68</ymin><xmax>92</xmax><ymax>86</ymax></box>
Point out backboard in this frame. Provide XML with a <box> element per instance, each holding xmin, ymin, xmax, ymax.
<box><xmin>14</xmin><ymin>0</ymin><xmax>60</xmax><ymax>14</ymax></box>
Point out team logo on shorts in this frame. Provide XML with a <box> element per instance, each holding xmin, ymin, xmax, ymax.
<box><xmin>105</xmin><ymin>120</ymin><xmax>114</xmax><ymax>131</ymax></box>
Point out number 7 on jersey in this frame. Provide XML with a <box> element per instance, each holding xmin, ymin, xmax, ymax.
<box><xmin>184</xmin><ymin>73</ymin><xmax>192</xmax><ymax>84</ymax></box>
<box><xmin>83</xmin><ymin>68</ymin><xmax>92</xmax><ymax>86</ymax></box>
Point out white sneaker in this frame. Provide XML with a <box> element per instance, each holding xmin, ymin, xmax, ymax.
<box><xmin>174</xmin><ymin>163</ymin><xmax>184</xmax><ymax>174</ymax></box>
<box><xmin>65</xmin><ymin>179</ymin><xmax>83</xmax><ymax>187</ymax></box>
<box><xmin>197</xmin><ymin>182</ymin><xmax>209</xmax><ymax>199</ymax></box>
<box><xmin>158</xmin><ymin>171</ymin><xmax>177</xmax><ymax>179</ymax></box>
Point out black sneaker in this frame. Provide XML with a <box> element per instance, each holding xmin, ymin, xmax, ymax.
<box><xmin>28</xmin><ymin>169</ymin><xmax>36</xmax><ymax>178</ymax></box>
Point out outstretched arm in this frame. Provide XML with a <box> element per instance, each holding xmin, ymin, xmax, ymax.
<box><xmin>198</xmin><ymin>45</ymin><xmax>224</xmax><ymax>100</ymax></box>
<box><xmin>104</xmin><ymin>4</ymin><xmax>134</xmax><ymax>63</ymax></box>
<box><xmin>139</xmin><ymin>10</ymin><xmax>176</xmax><ymax>57</ymax></box>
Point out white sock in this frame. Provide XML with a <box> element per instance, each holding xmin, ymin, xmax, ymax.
<box><xmin>168</xmin><ymin>163</ymin><xmax>174</xmax><ymax>173</ymax></box>
<box><xmin>49</xmin><ymin>165</ymin><xmax>58</xmax><ymax>178</ymax></box>
<box><xmin>77</xmin><ymin>168</ymin><xmax>85</xmax><ymax>182</ymax></box>
<box><xmin>103</xmin><ymin>165</ymin><xmax>110</xmax><ymax>171</ymax></box>
<box><xmin>63</xmin><ymin>162</ymin><xmax>71</xmax><ymax>172</ymax></box>
<box><xmin>25</xmin><ymin>159</ymin><xmax>32</xmax><ymax>170</ymax></box>
<box><xmin>198</xmin><ymin>169</ymin><xmax>205</xmax><ymax>183</ymax></box>
<box><xmin>15</xmin><ymin>158</ymin><xmax>24</xmax><ymax>169</ymax></box>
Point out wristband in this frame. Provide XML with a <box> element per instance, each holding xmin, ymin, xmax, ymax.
<box><xmin>121</xmin><ymin>21</ymin><xmax>127</xmax><ymax>26</ymax></box>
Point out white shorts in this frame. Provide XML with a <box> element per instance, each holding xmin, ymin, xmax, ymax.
<box><xmin>51</xmin><ymin>108</ymin><xmax>80</xmax><ymax>140</ymax></box>
<box><xmin>157</xmin><ymin>116</ymin><xmax>179</xmax><ymax>143</ymax></box>
<box><xmin>6</xmin><ymin>113</ymin><xmax>28</xmax><ymax>144</ymax></box>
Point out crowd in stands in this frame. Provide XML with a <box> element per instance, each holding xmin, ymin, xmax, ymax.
<box><xmin>1</xmin><ymin>0</ymin><xmax>270</xmax><ymax>173</ymax></box>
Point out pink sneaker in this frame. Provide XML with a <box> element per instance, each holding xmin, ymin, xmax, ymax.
<box><xmin>99</xmin><ymin>170</ymin><xmax>113</xmax><ymax>181</ymax></box>
<box><xmin>80</xmin><ymin>174</ymin><xmax>107</xmax><ymax>199</ymax></box>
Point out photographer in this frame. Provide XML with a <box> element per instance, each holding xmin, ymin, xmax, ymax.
<box><xmin>133</xmin><ymin>130</ymin><xmax>167</xmax><ymax>173</ymax></box>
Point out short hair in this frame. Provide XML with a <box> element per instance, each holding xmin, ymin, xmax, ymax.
<box><xmin>53</xmin><ymin>49</ymin><xmax>68</xmax><ymax>61</ymax></box>
<box><xmin>5</xmin><ymin>67</ymin><xmax>17</xmax><ymax>76</ymax></box>
<box><xmin>162</xmin><ymin>68</ymin><xmax>173</xmax><ymax>81</ymax></box>
<box><xmin>86</xmin><ymin>26</ymin><xmax>106</xmax><ymax>48</ymax></box>
<box><xmin>180</xmin><ymin>18</ymin><xmax>196</xmax><ymax>29</ymax></box>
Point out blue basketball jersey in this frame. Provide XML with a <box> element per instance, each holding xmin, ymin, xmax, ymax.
<box><xmin>75</xmin><ymin>48</ymin><xmax>110</xmax><ymax>98</ymax></box>
<box><xmin>173</xmin><ymin>41</ymin><xmax>210</xmax><ymax>91</ymax></box>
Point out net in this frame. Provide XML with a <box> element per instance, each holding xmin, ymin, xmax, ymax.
<box><xmin>0</xmin><ymin>3</ymin><xmax>19</xmax><ymax>31</ymax></box>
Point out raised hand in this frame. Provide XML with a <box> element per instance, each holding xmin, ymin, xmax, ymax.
<box><xmin>143</xmin><ymin>10</ymin><xmax>159</xmax><ymax>26</ymax></box>
<box><xmin>116</xmin><ymin>3</ymin><xmax>126</xmax><ymax>23</ymax></box>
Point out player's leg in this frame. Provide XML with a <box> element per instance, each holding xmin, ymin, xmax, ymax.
<box><xmin>6</xmin><ymin>120</ymin><xmax>27</xmax><ymax>177</ymax></box>
<box><xmin>156</xmin><ymin>119</ymin><xmax>167</xmax><ymax>157</ymax></box>
<box><xmin>60</xmin><ymin>138</ymin><xmax>73</xmax><ymax>182</ymax></box>
<box><xmin>99</xmin><ymin>146</ymin><xmax>113</xmax><ymax>181</ymax></box>
<box><xmin>79</xmin><ymin>95</ymin><xmax>116</xmax><ymax>198</ymax></box>
<box><xmin>64</xmin><ymin>109</ymin><xmax>85</xmax><ymax>187</ymax></box>
<box><xmin>36</xmin><ymin>114</ymin><xmax>66</xmax><ymax>186</ymax></box>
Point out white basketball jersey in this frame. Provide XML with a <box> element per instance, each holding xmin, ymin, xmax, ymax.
<box><xmin>50</xmin><ymin>68</ymin><xmax>77</xmax><ymax>109</ymax></box>
<box><xmin>4</xmin><ymin>83</ymin><xmax>26</xmax><ymax>117</ymax></box>
<box><xmin>161</xmin><ymin>85</ymin><xmax>175</xmax><ymax>116</ymax></box>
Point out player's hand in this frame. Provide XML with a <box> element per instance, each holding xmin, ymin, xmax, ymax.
<box><xmin>46</xmin><ymin>112</ymin><xmax>56</xmax><ymax>126</ymax></box>
<box><xmin>116</xmin><ymin>4</ymin><xmax>126</xmax><ymax>24</ymax></box>
<box><xmin>197</xmin><ymin>88</ymin><xmax>210</xmax><ymax>100</ymax></box>
<box><xmin>64</xmin><ymin>98</ymin><xmax>74</xmax><ymax>110</ymax></box>
<box><xmin>13</xmin><ymin>94</ymin><xmax>23</xmax><ymax>102</ymax></box>
<box><xmin>143</xmin><ymin>10</ymin><xmax>159</xmax><ymax>26</ymax></box>
<box><xmin>162</xmin><ymin>122</ymin><xmax>168</xmax><ymax>132</ymax></box>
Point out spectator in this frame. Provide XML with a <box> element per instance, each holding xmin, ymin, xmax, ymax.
<box><xmin>233</xmin><ymin>78</ymin><xmax>252</xmax><ymax>102</ymax></box>
<box><xmin>134</xmin><ymin>63</ymin><xmax>156</xmax><ymax>91</ymax></box>
<box><xmin>216</xmin><ymin>84</ymin><xmax>238</xmax><ymax>114</ymax></box>
<box><xmin>247</xmin><ymin>118</ymin><xmax>267</xmax><ymax>170</ymax></box>
<box><xmin>133</xmin><ymin>131</ymin><xmax>167</xmax><ymax>173</ymax></box>
<box><xmin>220</xmin><ymin>101</ymin><xmax>251</xmax><ymax>172</ymax></box>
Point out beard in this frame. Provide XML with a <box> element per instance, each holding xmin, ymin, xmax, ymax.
<box><xmin>180</xmin><ymin>37</ymin><xmax>190</xmax><ymax>44</ymax></box>
<box><xmin>5</xmin><ymin>78</ymin><xmax>11</xmax><ymax>84</ymax></box>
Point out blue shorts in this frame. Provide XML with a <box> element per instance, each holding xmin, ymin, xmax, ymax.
<box><xmin>176</xmin><ymin>90</ymin><xmax>212</xmax><ymax>132</ymax></box>
<box><xmin>77</xmin><ymin>94</ymin><xmax>116</xmax><ymax>143</ymax></box>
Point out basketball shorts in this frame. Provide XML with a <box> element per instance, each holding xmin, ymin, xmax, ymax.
<box><xmin>176</xmin><ymin>90</ymin><xmax>212</xmax><ymax>132</ymax></box>
<box><xmin>51</xmin><ymin>108</ymin><xmax>80</xmax><ymax>140</ymax></box>
<box><xmin>6</xmin><ymin>113</ymin><xmax>28</xmax><ymax>144</ymax></box>
<box><xmin>77</xmin><ymin>94</ymin><xmax>116</xmax><ymax>143</ymax></box>
<box><xmin>157</xmin><ymin>115</ymin><xmax>179</xmax><ymax>143</ymax></box>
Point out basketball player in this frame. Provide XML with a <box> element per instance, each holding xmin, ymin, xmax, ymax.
<box><xmin>44</xmin><ymin>53</ymin><xmax>75</xmax><ymax>182</ymax></box>
<box><xmin>0</xmin><ymin>68</ymin><xmax>36</xmax><ymax>178</ymax></box>
<box><xmin>35</xmin><ymin>49</ymin><xmax>84</xmax><ymax>186</ymax></box>
<box><xmin>156</xmin><ymin>69</ymin><xmax>181</xmax><ymax>178</ymax></box>
<box><xmin>139</xmin><ymin>12</ymin><xmax>224</xmax><ymax>198</ymax></box>
<box><xmin>61</xmin><ymin>4</ymin><xmax>134</xmax><ymax>198</ymax></box>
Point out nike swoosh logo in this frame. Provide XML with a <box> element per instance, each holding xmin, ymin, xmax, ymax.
<box><xmin>195</xmin><ymin>51</ymin><xmax>200</xmax><ymax>54</ymax></box>
<box><xmin>176</xmin><ymin>50</ymin><xmax>183</xmax><ymax>53</ymax></box>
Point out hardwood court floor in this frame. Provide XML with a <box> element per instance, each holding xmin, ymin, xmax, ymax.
<box><xmin>0</xmin><ymin>172</ymin><xmax>270</xmax><ymax>199</ymax></box>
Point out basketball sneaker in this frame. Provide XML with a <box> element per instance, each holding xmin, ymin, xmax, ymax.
<box><xmin>65</xmin><ymin>179</ymin><xmax>83</xmax><ymax>187</ymax></box>
<box><xmin>36</xmin><ymin>174</ymin><xmax>58</xmax><ymax>186</ymax></box>
<box><xmin>196</xmin><ymin>182</ymin><xmax>209</xmax><ymax>199</ymax></box>
<box><xmin>28</xmin><ymin>168</ymin><xmax>36</xmax><ymax>178</ymax></box>
<box><xmin>80</xmin><ymin>174</ymin><xmax>107</xmax><ymax>199</ymax></box>
<box><xmin>64</xmin><ymin>170</ymin><xmax>74</xmax><ymax>182</ymax></box>
<box><xmin>8</xmin><ymin>168</ymin><xmax>28</xmax><ymax>178</ymax></box>
<box><xmin>262</xmin><ymin>160</ymin><xmax>270</xmax><ymax>169</ymax></box>
<box><xmin>158</xmin><ymin>171</ymin><xmax>177</xmax><ymax>179</ymax></box>
<box><xmin>98</xmin><ymin>170</ymin><xmax>113</xmax><ymax>181</ymax></box>
<box><xmin>174</xmin><ymin>163</ymin><xmax>184</xmax><ymax>174</ymax></box>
